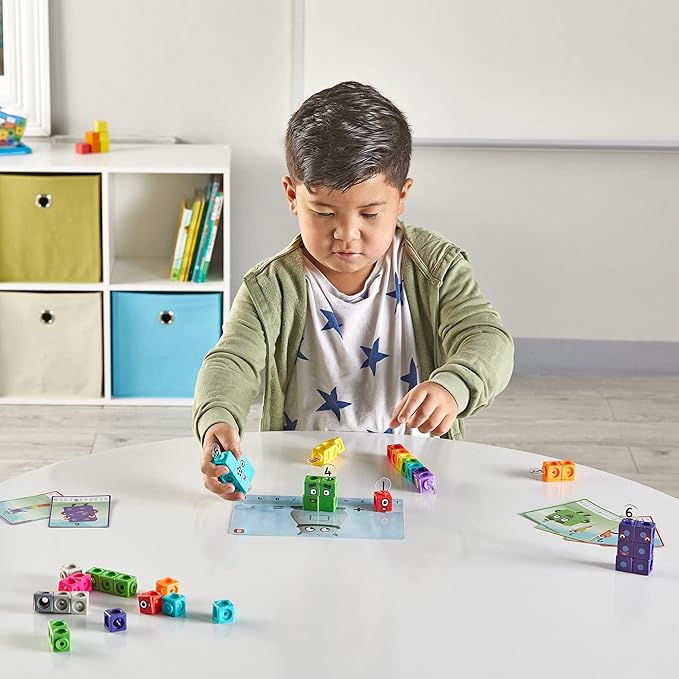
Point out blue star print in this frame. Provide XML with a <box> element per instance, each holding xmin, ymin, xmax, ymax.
<box><xmin>321</xmin><ymin>309</ymin><xmax>343</xmax><ymax>338</ymax></box>
<box><xmin>360</xmin><ymin>338</ymin><xmax>389</xmax><ymax>376</ymax></box>
<box><xmin>386</xmin><ymin>272</ymin><xmax>403</xmax><ymax>311</ymax></box>
<box><xmin>283</xmin><ymin>412</ymin><xmax>298</xmax><ymax>431</ymax></box>
<box><xmin>317</xmin><ymin>387</ymin><xmax>351</xmax><ymax>421</ymax></box>
<box><xmin>401</xmin><ymin>358</ymin><xmax>418</xmax><ymax>391</ymax></box>
<box><xmin>297</xmin><ymin>349</ymin><xmax>308</xmax><ymax>361</ymax></box>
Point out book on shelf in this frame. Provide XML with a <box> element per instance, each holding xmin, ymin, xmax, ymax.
<box><xmin>179</xmin><ymin>193</ymin><xmax>206</xmax><ymax>282</ymax></box>
<box><xmin>190</xmin><ymin>177</ymin><xmax>220</xmax><ymax>282</ymax></box>
<box><xmin>169</xmin><ymin>201</ymin><xmax>194</xmax><ymax>281</ymax></box>
<box><xmin>191</xmin><ymin>178</ymin><xmax>223</xmax><ymax>283</ymax></box>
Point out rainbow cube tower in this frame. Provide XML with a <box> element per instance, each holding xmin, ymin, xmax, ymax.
<box><xmin>386</xmin><ymin>444</ymin><xmax>436</xmax><ymax>494</ymax></box>
<box><xmin>616</xmin><ymin>518</ymin><xmax>655</xmax><ymax>575</ymax></box>
<box><xmin>75</xmin><ymin>120</ymin><xmax>109</xmax><ymax>154</ymax></box>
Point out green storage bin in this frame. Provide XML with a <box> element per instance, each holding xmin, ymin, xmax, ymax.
<box><xmin>0</xmin><ymin>173</ymin><xmax>101</xmax><ymax>282</ymax></box>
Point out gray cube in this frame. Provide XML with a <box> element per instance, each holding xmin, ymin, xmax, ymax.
<box><xmin>34</xmin><ymin>591</ymin><xmax>53</xmax><ymax>613</ymax></box>
<box><xmin>53</xmin><ymin>592</ymin><xmax>71</xmax><ymax>614</ymax></box>
<box><xmin>70</xmin><ymin>592</ymin><xmax>89</xmax><ymax>615</ymax></box>
<box><xmin>59</xmin><ymin>563</ymin><xmax>82</xmax><ymax>581</ymax></box>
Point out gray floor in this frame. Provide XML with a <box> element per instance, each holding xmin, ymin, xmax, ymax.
<box><xmin>0</xmin><ymin>375</ymin><xmax>677</xmax><ymax>497</ymax></box>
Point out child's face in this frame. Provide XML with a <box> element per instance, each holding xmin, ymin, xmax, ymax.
<box><xmin>282</xmin><ymin>174</ymin><xmax>413</xmax><ymax>294</ymax></box>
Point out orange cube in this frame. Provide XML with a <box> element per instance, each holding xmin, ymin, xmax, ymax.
<box><xmin>542</xmin><ymin>459</ymin><xmax>576</xmax><ymax>482</ymax></box>
<box><xmin>155</xmin><ymin>577</ymin><xmax>179</xmax><ymax>596</ymax></box>
<box><xmin>85</xmin><ymin>131</ymin><xmax>100</xmax><ymax>152</ymax></box>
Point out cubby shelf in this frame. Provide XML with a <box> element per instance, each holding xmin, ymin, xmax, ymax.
<box><xmin>0</xmin><ymin>142</ymin><xmax>231</xmax><ymax>405</ymax></box>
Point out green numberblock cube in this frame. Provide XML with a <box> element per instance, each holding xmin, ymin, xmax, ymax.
<box><xmin>318</xmin><ymin>476</ymin><xmax>337</xmax><ymax>512</ymax></box>
<box><xmin>113</xmin><ymin>573</ymin><xmax>138</xmax><ymax>597</ymax></box>
<box><xmin>303</xmin><ymin>476</ymin><xmax>321</xmax><ymax>511</ymax></box>
<box><xmin>48</xmin><ymin>620</ymin><xmax>70</xmax><ymax>653</ymax></box>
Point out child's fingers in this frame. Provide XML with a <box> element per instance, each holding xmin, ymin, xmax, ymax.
<box><xmin>406</xmin><ymin>396</ymin><xmax>436</xmax><ymax>429</ymax></box>
<box><xmin>203</xmin><ymin>475</ymin><xmax>235</xmax><ymax>496</ymax></box>
<box><xmin>431</xmin><ymin>413</ymin><xmax>455</xmax><ymax>437</ymax></box>
<box><xmin>415</xmin><ymin>406</ymin><xmax>445</xmax><ymax>433</ymax></box>
<box><xmin>395</xmin><ymin>389</ymin><xmax>427</xmax><ymax>424</ymax></box>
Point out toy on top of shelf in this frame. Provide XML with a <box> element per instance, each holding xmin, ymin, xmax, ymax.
<box><xmin>212</xmin><ymin>447</ymin><xmax>255</xmax><ymax>495</ymax></box>
<box><xmin>0</xmin><ymin>107</ymin><xmax>31</xmax><ymax>155</ymax></box>
<box><xmin>616</xmin><ymin>517</ymin><xmax>656</xmax><ymax>575</ymax></box>
<box><xmin>75</xmin><ymin>120</ymin><xmax>110</xmax><ymax>154</ymax></box>
<box><xmin>542</xmin><ymin>459</ymin><xmax>576</xmax><ymax>482</ymax></box>
<box><xmin>386</xmin><ymin>444</ymin><xmax>436</xmax><ymax>494</ymax></box>
<box><xmin>309</xmin><ymin>436</ymin><xmax>345</xmax><ymax>466</ymax></box>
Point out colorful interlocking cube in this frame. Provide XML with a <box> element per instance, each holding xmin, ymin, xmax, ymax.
<box><xmin>212</xmin><ymin>449</ymin><xmax>254</xmax><ymax>494</ymax></box>
<box><xmin>138</xmin><ymin>590</ymin><xmax>164</xmax><ymax>615</ymax></box>
<box><xmin>318</xmin><ymin>476</ymin><xmax>337</xmax><ymax>513</ymax></box>
<box><xmin>155</xmin><ymin>577</ymin><xmax>179</xmax><ymax>596</ymax></box>
<box><xmin>104</xmin><ymin>608</ymin><xmax>127</xmax><ymax>632</ymax></box>
<box><xmin>303</xmin><ymin>475</ymin><xmax>321</xmax><ymax>511</ymax></box>
<box><xmin>162</xmin><ymin>593</ymin><xmax>186</xmax><ymax>617</ymax></box>
<box><xmin>212</xmin><ymin>599</ymin><xmax>236</xmax><ymax>624</ymax></box>
<box><xmin>616</xmin><ymin>518</ymin><xmax>656</xmax><ymax>576</ymax></box>
<box><xmin>374</xmin><ymin>490</ymin><xmax>393</xmax><ymax>513</ymax></box>
<box><xmin>48</xmin><ymin>620</ymin><xmax>70</xmax><ymax>653</ymax></box>
<box><xmin>541</xmin><ymin>459</ymin><xmax>576</xmax><ymax>482</ymax></box>
<box><xmin>310</xmin><ymin>436</ymin><xmax>345</xmax><ymax>466</ymax></box>
<box><xmin>386</xmin><ymin>445</ymin><xmax>436</xmax><ymax>494</ymax></box>
<box><xmin>86</xmin><ymin>567</ymin><xmax>137</xmax><ymax>596</ymax></box>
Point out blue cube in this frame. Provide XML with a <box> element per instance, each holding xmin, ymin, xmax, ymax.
<box><xmin>212</xmin><ymin>450</ymin><xmax>229</xmax><ymax>467</ymax></box>
<box><xmin>212</xmin><ymin>599</ymin><xmax>236</xmax><ymax>624</ymax></box>
<box><xmin>615</xmin><ymin>556</ymin><xmax>633</xmax><ymax>573</ymax></box>
<box><xmin>617</xmin><ymin>541</ymin><xmax>632</xmax><ymax>557</ymax></box>
<box><xmin>162</xmin><ymin>593</ymin><xmax>186</xmax><ymax>617</ymax></box>
<box><xmin>215</xmin><ymin>450</ymin><xmax>254</xmax><ymax>494</ymax></box>
<box><xmin>633</xmin><ymin>520</ymin><xmax>655</xmax><ymax>544</ymax></box>
<box><xmin>104</xmin><ymin>608</ymin><xmax>127</xmax><ymax>632</ymax></box>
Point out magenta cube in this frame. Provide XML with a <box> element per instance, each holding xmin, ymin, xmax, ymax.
<box><xmin>58</xmin><ymin>576</ymin><xmax>80</xmax><ymax>592</ymax></box>
<box><xmin>72</xmin><ymin>573</ymin><xmax>92</xmax><ymax>591</ymax></box>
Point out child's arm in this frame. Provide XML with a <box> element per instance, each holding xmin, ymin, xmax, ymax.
<box><xmin>192</xmin><ymin>281</ymin><xmax>266</xmax><ymax>446</ymax></box>
<box><xmin>428</xmin><ymin>249</ymin><xmax>514</xmax><ymax>419</ymax></box>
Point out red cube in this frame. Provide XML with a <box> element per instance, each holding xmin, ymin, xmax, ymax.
<box><xmin>75</xmin><ymin>142</ymin><xmax>92</xmax><ymax>154</ymax></box>
<box><xmin>374</xmin><ymin>490</ymin><xmax>393</xmax><ymax>513</ymax></box>
<box><xmin>386</xmin><ymin>444</ymin><xmax>406</xmax><ymax>465</ymax></box>
<box><xmin>137</xmin><ymin>590</ymin><xmax>163</xmax><ymax>615</ymax></box>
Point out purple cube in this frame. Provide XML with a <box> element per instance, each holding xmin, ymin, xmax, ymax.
<box><xmin>633</xmin><ymin>520</ymin><xmax>655</xmax><ymax>544</ymax></box>
<box><xmin>633</xmin><ymin>558</ymin><xmax>653</xmax><ymax>576</ymax></box>
<box><xmin>104</xmin><ymin>608</ymin><xmax>127</xmax><ymax>632</ymax></box>
<box><xmin>617</xmin><ymin>541</ymin><xmax>632</xmax><ymax>558</ymax></box>
<box><xmin>412</xmin><ymin>467</ymin><xmax>436</xmax><ymax>494</ymax></box>
<box><xmin>616</xmin><ymin>555</ymin><xmax>634</xmax><ymax>573</ymax></box>
<box><xmin>633</xmin><ymin>542</ymin><xmax>653</xmax><ymax>560</ymax></box>
<box><xmin>618</xmin><ymin>518</ymin><xmax>636</xmax><ymax>541</ymax></box>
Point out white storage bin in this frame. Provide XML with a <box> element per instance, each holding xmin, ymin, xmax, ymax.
<box><xmin>0</xmin><ymin>292</ymin><xmax>103</xmax><ymax>397</ymax></box>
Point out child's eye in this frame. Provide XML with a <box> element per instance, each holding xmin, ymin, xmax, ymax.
<box><xmin>362</xmin><ymin>213</ymin><xmax>378</xmax><ymax>220</ymax></box>
<box><xmin>314</xmin><ymin>211</ymin><xmax>334</xmax><ymax>219</ymax></box>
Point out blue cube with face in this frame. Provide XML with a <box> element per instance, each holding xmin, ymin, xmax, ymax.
<box><xmin>633</xmin><ymin>520</ymin><xmax>655</xmax><ymax>544</ymax></box>
<box><xmin>212</xmin><ymin>599</ymin><xmax>236</xmax><ymax>624</ymax></box>
<box><xmin>213</xmin><ymin>450</ymin><xmax>254</xmax><ymax>494</ymax></box>
<box><xmin>618</xmin><ymin>518</ymin><xmax>636</xmax><ymax>542</ymax></box>
<box><xmin>617</xmin><ymin>541</ymin><xmax>632</xmax><ymax>558</ymax></box>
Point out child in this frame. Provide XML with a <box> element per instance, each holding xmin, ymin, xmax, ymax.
<box><xmin>194</xmin><ymin>81</ymin><xmax>514</xmax><ymax>500</ymax></box>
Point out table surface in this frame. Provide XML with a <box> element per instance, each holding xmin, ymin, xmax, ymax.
<box><xmin>0</xmin><ymin>432</ymin><xmax>677</xmax><ymax>678</ymax></box>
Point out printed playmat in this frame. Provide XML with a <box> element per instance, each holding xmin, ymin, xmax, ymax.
<box><xmin>230</xmin><ymin>494</ymin><xmax>405</xmax><ymax>540</ymax></box>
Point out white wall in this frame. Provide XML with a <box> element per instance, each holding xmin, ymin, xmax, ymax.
<box><xmin>49</xmin><ymin>1</ymin><xmax>679</xmax><ymax>351</ymax></box>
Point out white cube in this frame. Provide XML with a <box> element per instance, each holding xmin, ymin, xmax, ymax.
<box><xmin>70</xmin><ymin>591</ymin><xmax>89</xmax><ymax>615</ymax></box>
<box><xmin>53</xmin><ymin>591</ymin><xmax>71</xmax><ymax>614</ymax></box>
<box><xmin>59</xmin><ymin>563</ymin><xmax>82</xmax><ymax>581</ymax></box>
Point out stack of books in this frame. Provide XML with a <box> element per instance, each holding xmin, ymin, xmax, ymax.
<box><xmin>170</xmin><ymin>176</ymin><xmax>224</xmax><ymax>282</ymax></box>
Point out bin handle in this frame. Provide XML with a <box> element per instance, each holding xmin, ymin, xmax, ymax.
<box><xmin>159</xmin><ymin>310</ymin><xmax>174</xmax><ymax>325</ymax></box>
<box><xmin>40</xmin><ymin>309</ymin><xmax>55</xmax><ymax>324</ymax></box>
<box><xmin>35</xmin><ymin>194</ymin><xmax>52</xmax><ymax>209</ymax></box>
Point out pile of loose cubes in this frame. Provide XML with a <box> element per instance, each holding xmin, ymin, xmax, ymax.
<box><xmin>34</xmin><ymin>563</ymin><xmax>236</xmax><ymax>652</ymax></box>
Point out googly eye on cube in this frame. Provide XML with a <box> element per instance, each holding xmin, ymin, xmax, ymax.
<box><xmin>211</xmin><ymin>449</ymin><xmax>255</xmax><ymax>494</ymax></box>
<box><xmin>104</xmin><ymin>608</ymin><xmax>127</xmax><ymax>632</ymax></box>
<box><xmin>303</xmin><ymin>475</ymin><xmax>337</xmax><ymax>512</ymax></box>
<box><xmin>212</xmin><ymin>599</ymin><xmax>236</xmax><ymax>624</ymax></box>
<box><xmin>374</xmin><ymin>490</ymin><xmax>393</xmax><ymax>513</ymax></box>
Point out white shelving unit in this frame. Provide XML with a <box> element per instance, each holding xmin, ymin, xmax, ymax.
<box><xmin>0</xmin><ymin>142</ymin><xmax>231</xmax><ymax>406</ymax></box>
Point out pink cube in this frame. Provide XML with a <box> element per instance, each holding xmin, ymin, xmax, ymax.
<box><xmin>72</xmin><ymin>572</ymin><xmax>92</xmax><ymax>592</ymax></box>
<box><xmin>58</xmin><ymin>576</ymin><xmax>80</xmax><ymax>592</ymax></box>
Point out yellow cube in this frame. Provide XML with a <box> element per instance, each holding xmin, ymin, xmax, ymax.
<box><xmin>94</xmin><ymin>120</ymin><xmax>108</xmax><ymax>132</ymax></box>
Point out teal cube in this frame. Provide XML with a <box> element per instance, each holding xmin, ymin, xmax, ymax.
<box><xmin>318</xmin><ymin>477</ymin><xmax>337</xmax><ymax>513</ymax></box>
<box><xmin>113</xmin><ymin>573</ymin><xmax>138</xmax><ymax>598</ymax></box>
<box><xmin>48</xmin><ymin>620</ymin><xmax>70</xmax><ymax>653</ymax></box>
<box><xmin>162</xmin><ymin>593</ymin><xmax>186</xmax><ymax>617</ymax></box>
<box><xmin>404</xmin><ymin>459</ymin><xmax>424</xmax><ymax>482</ymax></box>
<box><xmin>212</xmin><ymin>599</ymin><xmax>236</xmax><ymax>624</ymax></box>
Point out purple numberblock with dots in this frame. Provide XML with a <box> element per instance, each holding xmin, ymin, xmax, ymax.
<box><xmin>61</xmin><ymin>503</ymin><xmax>99</xmax><ymax>523</ymax></box>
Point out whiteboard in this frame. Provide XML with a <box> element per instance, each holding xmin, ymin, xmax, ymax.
<box><xmin>298</xmin><ymin>0</ymin><xmax>679</xmax><ymax>145</ymax></box>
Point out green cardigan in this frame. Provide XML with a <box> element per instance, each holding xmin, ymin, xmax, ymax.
<box><xmin>193</xmin><ymin>222</ymin><xmax>514</xmax><ymax>442</ymax></box>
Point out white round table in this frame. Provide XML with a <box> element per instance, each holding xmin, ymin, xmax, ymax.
<box><xmin>0</xmin><ymin>431</ymin><xmax>677</xmax><ymax>678</ymax></box>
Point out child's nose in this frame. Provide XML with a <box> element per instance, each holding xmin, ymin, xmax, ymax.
<box><xmin>333</xmin><ymin>219</ymin><xmax>360</xmax><ymax>243</ymax></box>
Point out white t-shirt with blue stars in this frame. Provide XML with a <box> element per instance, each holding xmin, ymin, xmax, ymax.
<box><xmin>283</xmin><ymin>228</ymin><xmax>425</xmax><ymax>436</ymax></box>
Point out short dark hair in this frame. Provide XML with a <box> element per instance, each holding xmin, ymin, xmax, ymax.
<box><xmin>285</xmin><ymin>81</ymin><xmax>412</xmax><ymax>193</ymax></box>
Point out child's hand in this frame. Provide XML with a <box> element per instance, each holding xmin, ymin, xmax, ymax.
<box><xmin>200</xmin><ymin>422</ymin><xmax>246</xmax><ymax>501</ymax></box>
<box><xmin>389</xmin><ymin>381</ymin><xmax>458</xmax><ymax>436</ymax></box>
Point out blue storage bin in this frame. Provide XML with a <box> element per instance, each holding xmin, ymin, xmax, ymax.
<box><xmin>111</xmin><ymin>292</ymin><xmax>222</xmax><ymax>398</ymax></box>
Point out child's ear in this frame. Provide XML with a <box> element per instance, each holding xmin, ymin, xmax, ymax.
<box><xmin>398</xmin><ymin>178</ymin><xmax>414</xmax><ymax>215</ymax></box>
<box><xmin>282</xmin><ymin>176</ymin><xmax>298</xmax><ymax>214</ymax></box>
